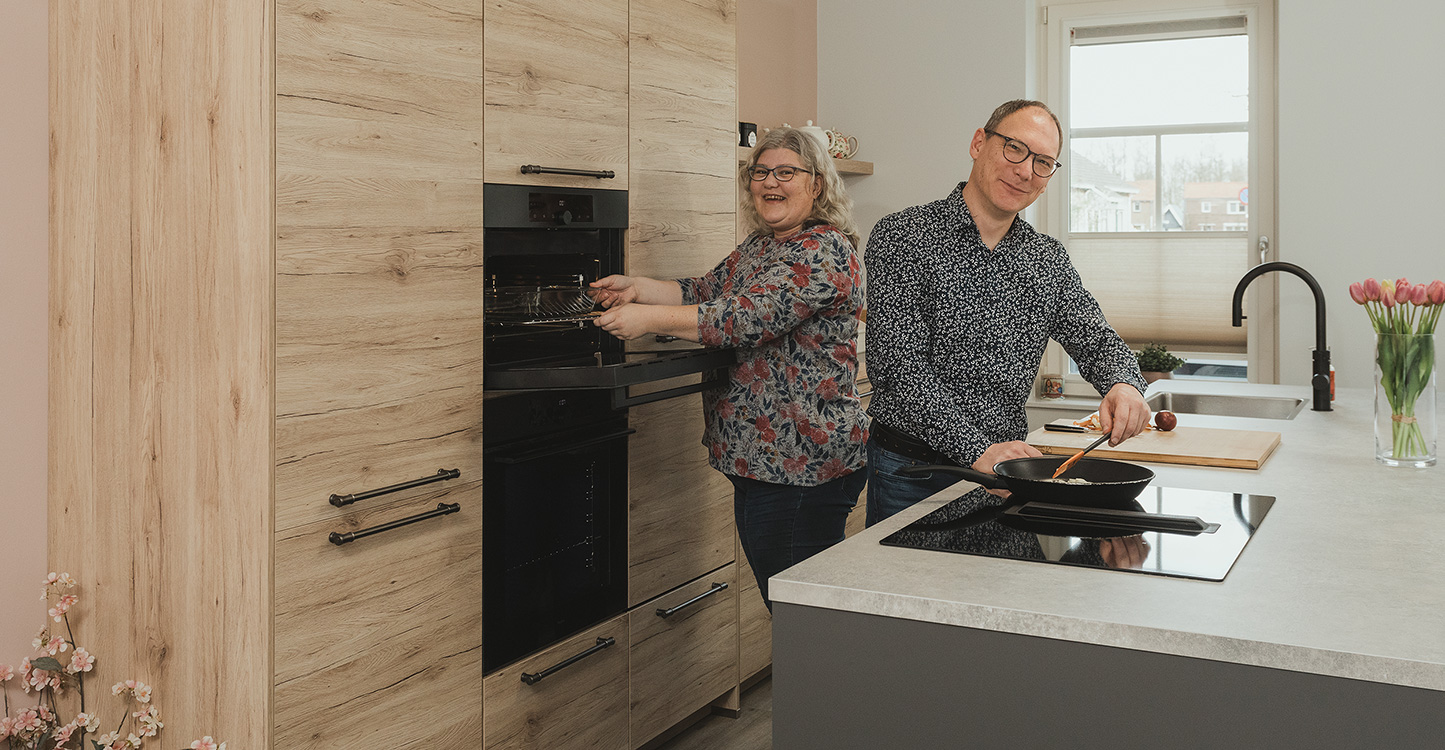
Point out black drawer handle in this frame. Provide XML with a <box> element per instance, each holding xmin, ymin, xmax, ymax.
<box><xmin>656</xmin><ymin>582</ymin><xmax>728</xmax><ymax>618</ymax></box>
<box><xmin>328</xmin><ymin>502</ymin><xmax>460</xmax><ymax>546</ymax></box>
<box><xmin>520</xmin><ymin>164</ymin><xmax>616</xmax><ymax>179</ymax></box>
<box><xmin>520</xmin><ymin>637</ymin><xmax>616</xmax><ymax>685</ymax></box>
<box><xmin>330</xmin><ymin>468</ymin><xmax>460</xmax><ymax>507</ymax></box>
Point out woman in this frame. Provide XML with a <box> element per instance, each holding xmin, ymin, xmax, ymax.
<box><xmin>590</xmin><ymin>127</ymin><xmax>867</xmax><ymax>607</ymax></box>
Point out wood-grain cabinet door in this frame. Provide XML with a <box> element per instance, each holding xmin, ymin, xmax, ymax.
<box><xmin>484</xmin><ymin>0</ymin><xmax>629</xmax><ymax>188</ymax></box>
<box><xmin>274</xmin><ymin>482</ymin><xmax>483</xmax><ymax>748</ymax></box>
<box><xmin>630</xmin><ymin>564</ymin><xmax>739</xmax><ymax>747</ymax></box>
<box><xmin>274</xmin><ymin>0</ymin><xmax>485</xmax><ymax>534</ymax></box>
<box><xmin>627</xmin><ymin>393</ymin><xmax>735</xmax><ymax>606</ymax></box>
<box><xmin>627</xmin><ymin>0</ymin><xmax>737</xmax><ymax>282</ymax></box>
<box><xmin>483</xmin><ymin>614</ymin><xmax>631</xmax><ymax>750</ymax></box>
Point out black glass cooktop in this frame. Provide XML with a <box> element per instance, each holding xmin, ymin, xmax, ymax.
<box><xmin>879</xmin><ymin>486</ymin><xmax>1274</xmax><ymax>582</ymax></box>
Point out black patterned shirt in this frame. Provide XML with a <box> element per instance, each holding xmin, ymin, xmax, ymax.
<box><xmin>678</xmin><ymin>224</ymin><xmax>868</xmax><ymax>486</ymax></box>
<box><xmin>864</xmin><ymin>182</ymin><xmax>1146</xmax><ymax>467</ymax></box>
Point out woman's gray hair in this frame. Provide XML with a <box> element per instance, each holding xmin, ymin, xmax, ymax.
<box><xmin>738</xmin><ymin>127</ymin><xmax>860</xmax><ymax>250</ymax></box>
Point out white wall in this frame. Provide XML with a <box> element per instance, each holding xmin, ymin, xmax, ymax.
<box><xmin>1276</xmin><ymin>0</ymin><xmax>1445</xmax><ymax>389</ymax></box>
<box><xmin>821</xmin><ymin>0</ymin><xmax>1445</xmax><ymax>392</ymax></box>
<box><xmin>818</xmin><ymin>2</ymin><xmax>1033</xmax><ymax>239</ymax></box>
<box><xmin>0</xmin><ymin>0</ymin><xmax>48</xmax><ymax>660</ymax></box>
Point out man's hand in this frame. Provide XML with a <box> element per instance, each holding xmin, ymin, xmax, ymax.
<box><xmin>971</xmin><ymin>440</ymin><xmax>1043</xmax><ymax>498</ymax></box>
<box><xmin>594</xmin><ymin>304</ymin><xmax>656</xmax><ymax>341</ymax></box>
<box><xmin>589</xmin><ymin>275</ymin><xmax>639</xmax><ymax>308</ymax></box>
<box><xmin>1099</xmin><ymin>383</ymin><xmax>1149</xmax><ymax>446</ymax></box>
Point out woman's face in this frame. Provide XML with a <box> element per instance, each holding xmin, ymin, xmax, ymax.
<box><xmin>749</xmin><ymin>148</ymin><xmax>821</xmax><ymax>239</ymax></box>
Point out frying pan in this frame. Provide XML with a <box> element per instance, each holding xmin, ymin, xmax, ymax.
<box><xmin>899</xmin><ymin>456</ymin><xmax>1154</xmax><ymax>509</ymax></box>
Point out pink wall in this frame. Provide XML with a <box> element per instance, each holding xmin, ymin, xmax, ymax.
<box><xmin>738</xmin><ymin>0</ymin><xmax>818</xmax><ymax>133</ymax></box>
<box><xmin>0</xmin><ymin>1</ymin><xmax>48</xmax><ymax>660</ymax></box>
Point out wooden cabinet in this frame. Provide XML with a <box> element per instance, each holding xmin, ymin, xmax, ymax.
<box><xmin>736</xmin><ymin>541</ymin><xmax>773</xmax><ymax>682</ymax></box>
<box><xmin>484</xmin><ymin>0</ymin><xmax>630</xmax><ymax>188</ymax></box>
<box><xmin>50</xmin><ymin>0</ymin><xmax>483</xmax><ymax>745</ymax></box>
<box><xmin>483</xmin><ymin>615</ymin><xmax>631</xmax><ymax>750</ymax></box>
<box><xmin>630</xmin><ymin>564</ymin><xmax>740</xmax><ymax>746</ymax></box>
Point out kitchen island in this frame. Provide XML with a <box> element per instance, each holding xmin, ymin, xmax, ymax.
<box><xmin>770</xmin><ymin>380</ymin><xmax>1445</xmax><ymax>749</ymax></box>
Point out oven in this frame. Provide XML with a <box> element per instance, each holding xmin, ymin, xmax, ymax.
<box><xmin>481</xmin><ymin>183</ymin><xmax>733</xmax><ymax>673</ymax></box>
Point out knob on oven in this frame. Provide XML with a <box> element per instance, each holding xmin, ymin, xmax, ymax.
<box><xmin>553</xmin><ymin>209</ymin><xmax>573</xmax><ymax>225</ymax></box>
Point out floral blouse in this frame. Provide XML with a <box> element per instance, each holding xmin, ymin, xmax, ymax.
<box><xmin>677</xmin><ymin>224</ymin><xmax>868</xmax><ymax>486</ymax></box>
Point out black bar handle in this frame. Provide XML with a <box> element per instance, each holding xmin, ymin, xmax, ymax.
<box><xmin>520</xmin><ymin>637</ymin><xmax>616</xmax><ymax>685</ymax></box>
<box><xmin>493</xmin><ymin>428</ymin><xmax>636</xmax><ymax>465</ymax></box>
<box><xmin>613</xmin><ymin>372</ymin><xmax>729</xmax><ymax>409</ymax></box>
<box><xmin>520</xmin><ymin>164</ymin><xmax>616</xmax><ymax>179</ymax></box>
<box><xmin>329</xmin><ymin>502</ymin><xmax>461</xmax><ymax>546</ymax></box>
<box><xmin>656</xmin><ymin>582</ymin><xmax>728</xmax><ymax>618</ymax></box>
<box><xmin>330</xmin><ymin>468</ymin><xmax>461</xmax><ymax>507</ymax></box>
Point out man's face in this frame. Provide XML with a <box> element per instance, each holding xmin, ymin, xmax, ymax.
<box><xmin>967</xmin><ymin>107</ymin><xmax>1060</xmax><ymax>218</ymax></box>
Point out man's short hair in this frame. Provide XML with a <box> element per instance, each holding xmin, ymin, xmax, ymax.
<box><xmin>984</xmin><ymin>100</ymin><xmax>1063</xmax><ymax>156</ymax></box>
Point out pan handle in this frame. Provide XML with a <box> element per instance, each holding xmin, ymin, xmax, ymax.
<box><xmin>898</xmin><ymin>464</ymin><xmax>1008</xmax><ymax>491</ymax></box>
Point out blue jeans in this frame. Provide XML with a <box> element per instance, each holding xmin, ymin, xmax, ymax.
<box><xmin>865</xmin><ymin>437</ymin><xmax>962</xmax><ymax>527</ymax></box>
<box><xmin>730</xmin><ymin>470</ymin><xmax>867</xmax><ymax>610</ymax></box>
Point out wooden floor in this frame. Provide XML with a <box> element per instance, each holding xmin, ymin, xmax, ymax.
<box><xmin>657</xmin><ymin>677</ymin><xmax>773</xmax><ymax>750</ymax></box>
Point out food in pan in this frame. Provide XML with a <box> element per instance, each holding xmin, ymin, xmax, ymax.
<box><xmin>1042</xmin><ymin>476</ymin><xmax>1091</xmax><ymax>485</ymax></box>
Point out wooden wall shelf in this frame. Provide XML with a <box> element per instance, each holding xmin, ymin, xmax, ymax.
<box><xmin>736</xmin><ymin>146</ymin><xmax>873</xmax><ymax>175</ymax></box>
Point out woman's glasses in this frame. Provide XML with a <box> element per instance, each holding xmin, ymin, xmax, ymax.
<box><xmin>748</xmin><ymin>165</ymin><xmax>814</xmax><ymax>182</ymax></box>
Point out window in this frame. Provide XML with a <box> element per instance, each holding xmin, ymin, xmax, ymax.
<box><xmin>1042</xmin><ymin>1</ymin><xmax>1276</xmax><ymax>393</ymax></box>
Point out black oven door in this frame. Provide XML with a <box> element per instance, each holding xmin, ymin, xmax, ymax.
<box><xmin>482</xmin><ymin>391</ymin><xmax>631</xmax><ymax>674</ymax></box>
<box><xmin>484</xmin><ymin>346</ymin><xmax>737</xmax><ymax>408</ymax></box>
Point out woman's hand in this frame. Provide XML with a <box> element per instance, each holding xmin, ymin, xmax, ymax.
<box><xmin>594</xmin><ymin>304</ymin><xmax>657</xmax><ymax>341</ymax></box>
<box><xmin>589</xmin><ymin>275</ymin><xmax>639</xmax><ymax>308</ymax></box>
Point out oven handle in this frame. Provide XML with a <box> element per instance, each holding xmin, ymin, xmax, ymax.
<box><xmin>330</xmin><ymin>468</ymin><xmax>461</xmax><ymax>507</ymax></box>
<box><xmin>328</xmin><ymin>502</ymin><xmax>461</xmax><ymax>546</ymax></box>
<box><xmin>519</xmin><ymin>164</ymin><xmax>617</xmax><ymax>179</ymax></box>
<box><xmin>520</xmin><ymin>636</ymin><xmax>617</xmax><ymax>685</ymax></box>
<box><xmin>656</xmin><ymin>582</ymin><xmax>729</xmax><ymax>618</ymax></box>
<box><xmin>612</xmin><ymin>372</ymin><xmax>729</xmax><ymax>409</ymax></box>
<box><xmin>493</xmin><ymin>427</ymin><xmax>637</xmax><ymax>465</ymax></box>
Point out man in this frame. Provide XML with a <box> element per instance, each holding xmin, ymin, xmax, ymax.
<box><xmin>864</xmin><ymin>99</ymin><xmax>1150</xmax><ymax>526</ymax></box>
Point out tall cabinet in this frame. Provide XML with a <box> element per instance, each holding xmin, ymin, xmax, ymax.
<box><xmin>51</xmin><ymin>0</ymin><xmax>739</xmax><ymax>748</ymax></box>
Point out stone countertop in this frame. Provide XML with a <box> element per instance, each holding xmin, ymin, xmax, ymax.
<box><xmin>771</xmin><ymin>379</ymin><xmax>1445</xmax><ymax>691</ymax></box>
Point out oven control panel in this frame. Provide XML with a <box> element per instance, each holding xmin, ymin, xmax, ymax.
<box><xmin>529</xmin><ymin>192</ymin><xmax>594</xmax><ymax>225</ymax></box>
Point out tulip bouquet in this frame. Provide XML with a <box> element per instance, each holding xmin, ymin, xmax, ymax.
<box><xmin>1348</xmin><ymin>278</ymin><xmax>1444</xmax><ymax>463</ymax></box>
<box><xmin>1</xmin><ymin>573</ymin><xmax>225</xmax><ymax>750</ymax></box>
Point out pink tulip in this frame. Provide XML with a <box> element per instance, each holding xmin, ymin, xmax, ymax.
<box><xmin>1382</xmin><ymin>291</ymin><xmax>1396</xmax><ymax>309</ymax></box>
<box><xmin>1381</xmin><ymin>279</ymin><xmax>1395</xmax><ymax>301</ymax></box>
<box><xmin>1396</xmin><ymin>280</ymin><xmax>1412</xmax><ymax>303</ymax></box>
<box><xmin>1429</xmin><ymin>280</ymin><xmax>1445</xmax><ymax>305</ymax></box>
<box><xmin>1363</xmin><ymin>277</ymin><xmax>1381</xmax><ymax>301</ymax></box>
<box><xmin>1349</xmin><ymin>282</ymin><xmax>1367</xmax><ymax>304</ymax></box>
<box><xmin>1411</xmin><ymin>284</ymin><xmax>1428</xmax><ymax>305</ymax></box>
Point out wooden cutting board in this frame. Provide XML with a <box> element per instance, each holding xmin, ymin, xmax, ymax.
<box><xmin>1026</xmin><ymin>419</ymin><xmax>1282</xmax><ymax>469</ymax></box>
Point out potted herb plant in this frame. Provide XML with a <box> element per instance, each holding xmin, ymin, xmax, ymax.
<box><xmin>1135</xmin><ymin>343</ymin><xmax>1184</xmax><ymax>383</ymax></box>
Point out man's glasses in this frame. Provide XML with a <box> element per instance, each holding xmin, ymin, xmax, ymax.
<box><xmin>983</xmin><ymin>129</ymin><xmax>1061</xmax><ymax>178</ymax></box>
<box><xmin>747</xmin><ymin>165</ymin><xmax>814</xmax><ymax>182</ymax></box>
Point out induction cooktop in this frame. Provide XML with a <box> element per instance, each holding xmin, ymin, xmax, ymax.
<box><xmin>879</xmin><ymin>485</ymin><xmax>1274</xmax><ymax>582</ymax></box>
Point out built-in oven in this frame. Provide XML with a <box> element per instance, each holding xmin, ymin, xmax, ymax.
<box><xmin>481</xmin><ymin>183</ymin><xmax>733</xmax><ymax>673</ymax></box>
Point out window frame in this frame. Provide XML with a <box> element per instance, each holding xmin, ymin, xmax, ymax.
<box><xmin>1036</xmin><ymin>0</ymin><xmax>1279</xmax><ymax>396</ymax></box>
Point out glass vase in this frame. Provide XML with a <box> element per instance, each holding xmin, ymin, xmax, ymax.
<box><xmin>1374</xmin><ymin>332</ymin><xmax>1437</xmax><ymax>467</ymax></box>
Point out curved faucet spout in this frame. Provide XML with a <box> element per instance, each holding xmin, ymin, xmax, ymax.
<box><xmin>1231</xmin><ymin>261</ymin><xmax>1331</xmax><ymax>411</ymax></box>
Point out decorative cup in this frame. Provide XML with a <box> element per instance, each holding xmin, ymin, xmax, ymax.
<box><xmin>1040</xmin><ymin>373</ymin><xmax>1065</xmax><ymax>400</ymax></box>
<box><xmin>826</xmin><ymin>129</ymin><xmax>858</xmax><ymax>159</ymax></box>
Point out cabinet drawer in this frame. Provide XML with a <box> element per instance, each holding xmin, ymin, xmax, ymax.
<box><xmin>274</xmin><ymin>481</ymin><xmax>482</xmax><ymax>748</ymax></box>
<box><xmin>630</xmin><ymin>564</ymin><xmax>738</xmax><ymax>747</ymax></box>
<box><xmin>627</xmin><ymin>393</ymin><xmax>734</xmax><ymax>605</ymax></box>
<box><xmin>483</xmin><ymin>614</ymin><xmax>630</xmax><ymax>750</ymax></box>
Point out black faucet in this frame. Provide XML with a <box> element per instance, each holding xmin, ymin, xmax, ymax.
<box><xmin>1231</xmin><ymin>261</ymin><xmax>1331</xmax><ymax>412</ymax></box>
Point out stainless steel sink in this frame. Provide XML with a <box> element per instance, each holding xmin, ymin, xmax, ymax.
<box><xmin>1146</xmin><ymin>391</ymin><xmax>1306</xmax><ymax>420</ymax></box>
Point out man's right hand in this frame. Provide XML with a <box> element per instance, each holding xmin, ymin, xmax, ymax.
<box><xmin>971</xmin><ymin>440</ymin><xmax>1043</xmax><ymax>497</ymax></box>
